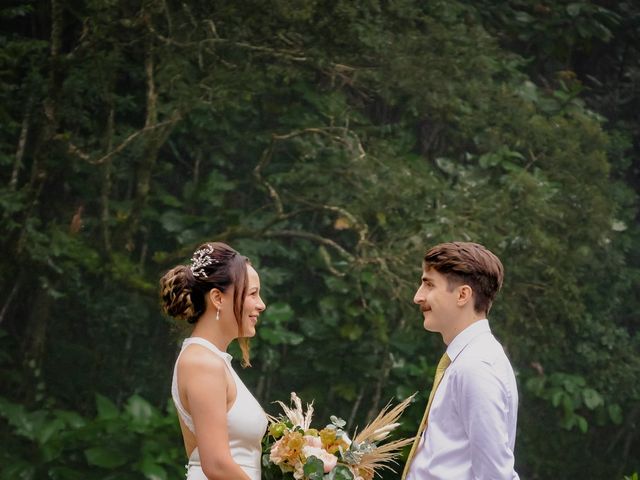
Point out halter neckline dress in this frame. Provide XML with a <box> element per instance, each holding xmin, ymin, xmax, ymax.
<box><xmin>171</xmin><ymin>337</ymin><xmax>267</xmax><ymax>480</ymax></box>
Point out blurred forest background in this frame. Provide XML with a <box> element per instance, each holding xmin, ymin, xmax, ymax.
<box><xmin>0</xmin><ymin>1</ymin><xmax>639</xmax><ymax>479</ymax></box>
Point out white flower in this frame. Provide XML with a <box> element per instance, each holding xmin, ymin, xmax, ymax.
<box><xmin>274</xmin><ymin>392</ymin><xmax>314</xmax><ymax>429</ymax></box>
<box><xmin>302</xmin><ymin>446</ymin><xmax>338</xmax><ymax>473</ymax></box>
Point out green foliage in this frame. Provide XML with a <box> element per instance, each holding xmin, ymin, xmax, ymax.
<box><xmin>525</xmin><ymin>372</ymin><xmax>610</xmax><ymax>433</ymax></box>
<box><xmin>0</xmin><ymin>393</ymin><xmax>183</xmax><ymax>480</ymax></box>
<box><xmin>0</xmin><ymin>1</ymin><xmax>638</xmax><ymax>479</ymax></box>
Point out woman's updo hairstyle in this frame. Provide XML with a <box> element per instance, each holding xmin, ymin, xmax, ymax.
<box><xmin>160</xmin><ymin>242</ymin><xmax>252</xmax><ymax>365</ymax></box>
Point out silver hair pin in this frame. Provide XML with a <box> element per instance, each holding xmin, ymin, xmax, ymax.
<box><xmin>190</xmin><ymin>245</ymin><xmax>219</xmax><ymax>278</ymax></box>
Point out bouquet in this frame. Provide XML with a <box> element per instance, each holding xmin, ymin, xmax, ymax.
<box><xmin>262</xmin><ymin>392</ymin><xmax>415</xmax><ymax>480</ymax></box>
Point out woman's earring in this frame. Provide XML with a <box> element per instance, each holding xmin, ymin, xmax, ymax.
<box><xmin>216</xmin><ymin>308</ymin><xmax>220</xmax><ymax>321</ymax></box>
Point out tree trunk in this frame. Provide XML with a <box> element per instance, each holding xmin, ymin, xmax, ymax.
<box><xmin>21</xmin><ymin>0</ymin><xmax>64</xmax><ymax>369</ymax></box>
<box><xmin>24</xmin><ymin>284</ymin><xmax>55</xmax><ymax>364</ymax></box>
<box><xmin>123</xmin><ymin>35</ymin><xmax>177</xmax><ymax>251</ymax></box>
<box><xmin>365</xmin><ymin>347</ymin><xmax>392</xmax><ymax>422</ymax></box>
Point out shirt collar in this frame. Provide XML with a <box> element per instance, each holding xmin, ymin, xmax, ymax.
<box><xmin>446</xmin><ymin>319</ymin><xmax>491</xmax><ymax>363</ymax></box>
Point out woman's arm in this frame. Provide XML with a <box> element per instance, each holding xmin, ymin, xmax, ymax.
<box><xmin>181</xmin><ymin>352</ymin><xmax>250</xmax><ymax>480</ymax></box>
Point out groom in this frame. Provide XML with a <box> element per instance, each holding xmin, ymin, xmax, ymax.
<box><xmin>402</xmin><ymin>242</ymin><xmax>519</xmax><ymax>479</ymax></box>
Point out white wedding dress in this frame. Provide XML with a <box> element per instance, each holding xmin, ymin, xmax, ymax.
<box><xmin>171</xmin><ymin>337</ymin><xmax>267</xmax><ymax>480</ymax></box>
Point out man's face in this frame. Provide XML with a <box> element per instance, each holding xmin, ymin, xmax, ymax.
<box><xmin>413</xmin><ymin>267</ymin><xmax>460</xmax><ymax>337</ymax></box>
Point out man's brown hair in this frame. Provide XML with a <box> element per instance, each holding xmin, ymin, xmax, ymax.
<box><xmin>424</xmin><ymin>242</ymin><xmax>504</xmax><ymax>314</ymax></box>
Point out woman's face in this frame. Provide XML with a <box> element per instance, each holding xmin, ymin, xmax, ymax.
<box><xmin>241</xmin><ymin>265</ymin><xmax>266</xmax><ymax>337</ymax></box>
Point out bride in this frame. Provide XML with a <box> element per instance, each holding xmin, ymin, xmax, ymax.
<box><xmin>160</xmin><ymin>242</ymin><xmax>267</xmax><ymax>480</ymax></box>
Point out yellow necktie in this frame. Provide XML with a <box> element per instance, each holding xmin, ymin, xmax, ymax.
<box><xmin>401</xmin><ymin>352</ymin><xmax>451</xmax><ymax>479</ymax></box>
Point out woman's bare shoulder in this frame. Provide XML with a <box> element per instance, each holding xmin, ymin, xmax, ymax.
<box><xmin>177</xmin><ymin>344</ymin><xmax>228</xmax><ymax>377</ymax></box>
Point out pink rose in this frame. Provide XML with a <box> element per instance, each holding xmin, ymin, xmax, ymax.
<box><xmin>304</xmin><ymin>435</ymin><xmax>322</xmax><ymax>448</ymax></box>
<box><xmin>302</xmin><ymin>445</ymin><xmax>338</xmax><ymax>473</ymax></box>
<box><xmin>269</xmin><ymin>438</ymin><xmax>286</xmax><ymax>464</ymax></box>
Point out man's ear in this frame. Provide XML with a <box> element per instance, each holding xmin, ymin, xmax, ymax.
<box><xmin>208</xmin><ymin>288</ymin><xmax>223</xmax><ymax>309</ymax></box>
<box><xmin>457</xmin><ymin>285</ymin><xmax>473</xmax><ymax>307</ymax></box>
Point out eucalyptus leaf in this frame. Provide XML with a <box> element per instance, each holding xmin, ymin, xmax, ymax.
<box><xmin>326</xmin><ymin>465</ymin><xmax>355</xmax><ymax>480</ymax></box>
<box><xmin>303</xmin><ymin>456</ymin><xmax>325</xmax><ymax>480</ymax></box>
<box><xmin>330</xmin><ymin>416</ymin><xmax>346</xmax><ymax>428</ymax></box>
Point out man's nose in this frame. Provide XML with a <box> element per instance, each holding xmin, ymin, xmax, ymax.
<box><xmin>413</xmin><ymin>288</ymin><xmax>423</xmax><ymax>305</ymax></box>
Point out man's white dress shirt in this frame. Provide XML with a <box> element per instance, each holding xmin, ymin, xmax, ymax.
<box><xmin>407</xmin><ymin>320</ymin><xmax>519</xmax><ymax>480</ymax></box>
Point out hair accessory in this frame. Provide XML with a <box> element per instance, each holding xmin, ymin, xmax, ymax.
<box><xmin>190</xmin><ymin>245</ymin><xmax>219</xmax><ymax>278</ymax></box>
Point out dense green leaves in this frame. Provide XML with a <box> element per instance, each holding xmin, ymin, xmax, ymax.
<box><xmin>0</xmin><ymin>0</ymin><xmax>638</xmax><ymax>479</ymax></box>
<box><xmin>0</xmin><ymin>394</ymin><xmax>183</xmax><ymax>480</ymax></box>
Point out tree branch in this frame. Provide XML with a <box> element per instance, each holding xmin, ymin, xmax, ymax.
<box><xmin>347</xmin><ymin>384</ymin><xmax>366</xmax><ymax>429</ymax></box>
<box><xmin>57</xmin><ymin>117</ymin><xmax>179</xmax><ymax>166</ymax></box>
<box><xmin>146</xmin><ymin>21</ymin><xmax>307</xmax><ymax>62</ymax></box>
<box><xmin>253</xmin><ymin>137</ymin><xmax>284</xmax><ymax>216</ymax></box>
<box><xmin>0</xmin><ymin>274</ymin><xmax>22</xmax><ymax>326</ymax></box>
<box><xmin>10</xmin><ymin>95</ymin><xmax>33</xmax><ymax>190</ymax></box>
<box><xmin>271</xmin><ymin>127</ymin><xmax>366</xmax><ymax>159</ymax></box>
<box><xmin>254</xmin><ymin>127</ymin><xmax>366</xmax><ymax>220</ymax></box>
<box><xmin>262</xmin><ymin>229</ymin><xmax>355</xmax><ymax>262</ymax></box>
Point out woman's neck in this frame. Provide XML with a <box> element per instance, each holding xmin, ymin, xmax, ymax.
<box><xmin>191</xmin><ymin>312</ymin><xmax>234</xmax><ymax>352</ymax></box>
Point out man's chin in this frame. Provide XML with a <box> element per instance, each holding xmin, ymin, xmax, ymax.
<box><xmin>423</xmin><ymin>316</ymin><xmax>438</xmax><ymax>332</ymax></box>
